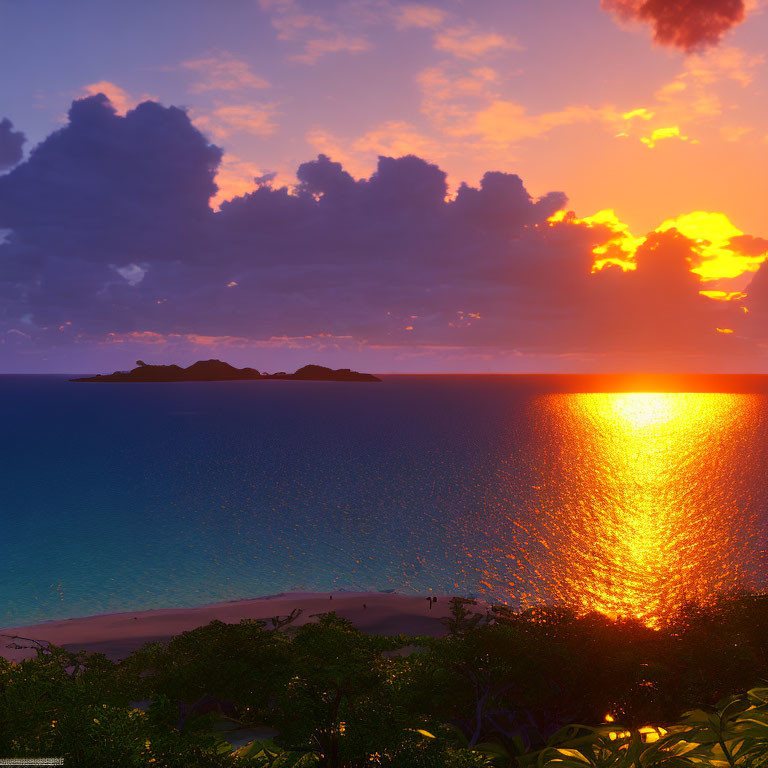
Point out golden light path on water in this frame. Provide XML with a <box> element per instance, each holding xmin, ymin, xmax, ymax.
<box><xmin>561</xmin><ymin>393</ymin><xmax>748</xmax><ymax>625</ymax></box>
<box><xmin>477</xmin><ymin>392</ymin><xmax>765</xmax><ymax>627</ymax></box>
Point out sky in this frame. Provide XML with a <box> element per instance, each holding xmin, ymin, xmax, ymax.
<box><xmin>1</xmin><ymin>0</ymin><xmax>768</xmax><ymax>373</ymax></box>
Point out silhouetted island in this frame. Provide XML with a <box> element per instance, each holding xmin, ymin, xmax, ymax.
<box><xmin>71</xmin><ymin>359</ymin><xmax>381</xmax><ymax>383</ymax></box>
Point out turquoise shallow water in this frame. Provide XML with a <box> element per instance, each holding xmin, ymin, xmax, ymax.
<box><xmin>2</xmin><ymin>375</ymin><xmax>767</xmax><ymax>627</ymax></box>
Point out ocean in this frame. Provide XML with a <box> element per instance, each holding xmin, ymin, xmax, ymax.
<box><xmin>2</xmin><ymin>374</ymin><xmax>767</xmax><ymax>627</ymax></box>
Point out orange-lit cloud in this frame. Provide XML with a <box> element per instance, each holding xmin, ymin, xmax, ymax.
<box><xmin>433</xmin><ymin>28</ymin><xmax>520</xmax><ymax>59</ymax></box>
<box><xmin>719</xmin><ymin>124</ymin><xmax>753</xmax><ymax>142</ymax></box>
<box><xmin>99</xmin><ymin>331</ymin><xmax>356</xmax><ymax>349</ymax></box>
<box><xmin>640</xmin><ymin>125</ymin><xmax>690</xmax><ymax>148</ymax></box>
<box><xmin>210</xmin><ymin>154</ymin><xmax>266</xmax><ymax>209</ymax></box>
<box><xmin>684</xmin><ymin>45</ymin><xmax>764</xmax><ymax>85</ymax></box>
<box><xmin>416</xmin><ymin>63</ymin><xmax>717</xmax><ymax>155</ymax></box>
<box><xmin>622</xmin><ymin>107</ymin><xmax>655</xmax><ymax>120</ymax></box>
<box><xmin>352</xmin><ymin>121</ymin><xmax>445</xmax><ymax>161</ymax></box>
<box><xmin>700</xmin><ymin>289</ymin><xmax>747</xmax><ymax>300</ymax></box>
<box><xmin>305</xmin><ymin>129</ymin><xmax>368</xmax><ymax>178</ymax></box>
<box><xmin>292</xmin><ymin>33</ymin><xmax>370</xmax><ymax>64</ymax></box>
<box><xmin>458</xmin><ymin>101</ymin><xmax>618</xmax><ymax>146</ymax></box>
<box><xmin>394</xmin><ymin>4</ymin><xmax>447</xmax><ymax>29</ymax></box>
<box><xmin>195</xmin><ymin>104</ymin><xmax>279</xmax><ymax>139</ymax></box>
<box><xmin>303</xmin><ymin>121</ymin><xmax>446</xmax><ymax>181</ymax></box>
<box><xmin>653</xmin><ymin>46</ymin><xmax>763</xmax><ymax>120</ymax></box>
<box><xmin>417</xmin><ymin>64</ymin><xmax>500</xmax><ymax>131</ymax></box>
<box><xmin>258</xmin><ymin>0</ymin><xmax>371</xmax><ymax>64</ymax></box>
<box><xmin>104</xmin><ymin>331</ymin><xmax>167</xmax><ymax>344</ymax></box>
<box><xmin>209</xmin><ymin>154</ymin><xmax>295</xmax><ymax>210</ymax></box>
<box><xmin>81</xmin><ymin>82</ymin><xmax>141</xmax><ymax>116</ymax></box>
<box><xmin>181</xmin><ymin>53</ymin><xmax>270</xmax><ymax>92</ymax></box>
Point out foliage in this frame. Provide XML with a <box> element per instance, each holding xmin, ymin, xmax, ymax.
<box><xmin>1</xmin><ymin>595</ymin><xmax>768</xmax><ymax>767</ymax></box>
<box><xmin>522</xmin><ymin>686</ymin><xmax>768</xmax><ymax>767</ymax></box>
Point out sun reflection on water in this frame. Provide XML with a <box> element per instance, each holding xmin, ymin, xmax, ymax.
<box><xmin>609</xmin><ymin>392</ymin><xmax>679</xmax><ymax>428</ymax></box>
<box><xmin>554</xmin><ymin>392</ymin><xmax>757</xmax><ymax>625</ymax></box>
<box><xmin>480</xmin><ymin>392</ymin><xmax>764</xmax><ymax>627</ymax></box>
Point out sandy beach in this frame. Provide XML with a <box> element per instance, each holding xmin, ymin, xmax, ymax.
<box><xmin>0</xmin><ymin>592</ymin><xmax>486</xmax><ymax>663</ymax></box>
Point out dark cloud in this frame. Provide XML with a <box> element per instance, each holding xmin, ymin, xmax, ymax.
<box><xmin>729</xmin><ymin>235</ymin><xmax>768</xmax><ymax>257</ymax></box>
<box><xmin>602</xmin><ymin>0</ymin><xmax>745</xmax><ymax>51</ymax></box>
<box><xmin>0</xmin><ymin>94</ymin><xmax>221</xmax><ymax>267</ymax></box>
<box><xmin>0</xmin><ymin>118</ymin><xmax>25</xmax><ymax>171</ymax></box>
<box><xmin>0</xmin><ymin>95</ymin><xmax>757</xmax><ymax>371</ymax></box>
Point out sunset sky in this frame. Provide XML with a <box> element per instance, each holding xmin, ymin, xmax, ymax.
<box><xmin>1</xmin><ymin>0</ymin><xmax>767</xmax><ymax>373</ymax></box>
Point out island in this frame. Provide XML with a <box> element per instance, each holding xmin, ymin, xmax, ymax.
<box><xmin>71</xmin><ymin>359</ymin><xmax>381</xmax><ymax>383</ymax></box>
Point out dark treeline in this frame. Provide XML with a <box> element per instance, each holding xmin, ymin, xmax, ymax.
<box><xmin>2</xmin><ymin>594</ymin><xmax>768</xmax><ymax>767</ymax></box>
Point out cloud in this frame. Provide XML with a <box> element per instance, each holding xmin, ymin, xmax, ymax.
<box><xmin>457</xmin><ymin>100</ymin><xmax>618</xmax><ymax>146</ymax></box>
<box><xmin>306</xmin><ymin>129</ymin><xmax>367</xmax><ymax>177</ymax></box>
<box><xmin>394</xmin><ymin>4</ymin><xmax>447</xmax><ymax>29</ymax></box>
<box><xmin>0</xmin><ymin>94</ymin><xmax>222</xmax><ymax>332</ymax></box>
<box><xmin>114</xmin><ymin>263</ymin><xmax>148</xmax><ymax>286</ymax></box>
<box><xmin>1</xmin><ymin>95</ymin><xmax>766</xmax><ymax>372</ymax></box>
<box><xmin>683</xmin><ymin>45</ymin><xmax>764</xmax><ymax>85</ymax></box>
<box><xmin>209</xmin><ymin>153</ymin><xmax>277</xmax><ymax>210</ymax></box>
<box><xmin>392</xmin><ymin>3</ymin><xmax>520</xmax><ymax>61</ymax></box>
<box><xmin>290</xmin><ymin>33</ymin><xmax>370</xmax><ymax>64</ymax></box>
<box><xmin>433</xmin><ymin>28</ymin><xmax>520</xmax><ymax>59</ymax></box>
<box><xmin>260</xmin><ymin>0</ymin><xmax>331</xmax><ymax>39</ymax></box>
<box><xmin>654</xmin><ymin>46</ymin><xmax>762</xmax><ymax>137</ymax></box>
<box><xmin>417</xmin><ymin>64</ymin><xmax>501</xmax><ymax>132</ymax></box>
<box><xmin>416</xmin><ymin>41</ymin><xmax>760</xmax><ymax>156</ymax></box>
<box><xmin>602</xmin><ymin>0</ymin><xmax>747</xmax><ymax>51</ymax></box>
<box><xmin>181</xmin><ymin>53</ymin><xmax>270</xmax><ymax>92</ymax></box>
<box><xmin>605</xmin><ymin>45</ymin><xmax>763</xmax><ymax>147</ymax></box>
<box><xmin>197</xmin><ymin>104</ymin><xmax>279</xmax><ymax>138</ymax></box>
<box><xmin>259</xmin><ymin>0</ymin><xmax>372</xmax><ymax>64</ymax></box>
<box><xmin>551</xmin><ymin>208</ymin><xmax>768</xmax><ymax>283</ymax></box>
<box><xmin>720</xmin><ymin>124</ymin><xmax>752</xmax><ymax>142</ymax></box>
<box><xmin>81</xmin><ymin>81</ymin><xmax>143</xmax><ymax>116</ymax></box>
<box><xmin>622</xmin><ymin>108</ymin><xmax>655</xmax><ymax>120</ymax></box>
<box><xmin>416</xmin><ymin>64</ymin><xmax>630</xmax><ymax>152</ymax></box>
<box><xmin>729</xmin><ymin>234</ymin><xmax>768</xmax><ymax>256</ymax></box>
<box><xmin>354</xmin><ymin>121</ymin><xmax>444</xmax><ymax>158</ymax></box>
<box><xmin>654</xmin><ymin>46</ymin><xmax>763</xmax><ymax>117</ymax></box>
<box><xmin>0</xmin><ymin>118</ymin><xmax>25</xmax><ymax>171</ymax></box>
<box><xmin>640</xmin><ymin>125</ymin><xmax>690</xmax><ymax>147</ymax></box>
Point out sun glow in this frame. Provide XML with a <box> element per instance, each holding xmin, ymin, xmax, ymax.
<box><xmin>548</xmin><ymin>209</ymin><xmax>768</xmax><ymax>285</ymax></box>
<box><xmin>547</xmin><ymin>209</ymin><xmax>642</xmax><ymax>272</ymax></box>
<box><xmin>699</xmin><ymin>290</ymin><xmax>747</xmax><ymax>301</ymax></box>
<box><xmin>656</xmin><ymin>211</ymin><xmax>766</xmax><ymax>281</ymax></box>
<box><xmin>609</xmin><ymin>392</ymin><xmax>678</xmax><ymax>428</ymax></box>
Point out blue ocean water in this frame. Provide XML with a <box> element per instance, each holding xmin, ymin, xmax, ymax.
<box><xmin>2</xmin><ymin>375</ymin><xmax>767</xmax><ymax>627</ymax></box>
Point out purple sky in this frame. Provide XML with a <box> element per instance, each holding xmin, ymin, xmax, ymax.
<box><xmin>1</xmin><ymin>0</ymin><xmax>768</xmax><ymax>373</ymax></box>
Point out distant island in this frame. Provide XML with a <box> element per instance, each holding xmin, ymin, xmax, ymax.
<box><xmin>71</xmin><ymin>359</ymin><xmax>381</xmax><ymax>383</ymax></box>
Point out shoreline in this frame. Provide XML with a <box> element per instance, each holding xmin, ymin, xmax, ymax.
<box><xmin>0</xmin><ymin>591</ymin><xmax>486</xmax><ymax>663</ymax></box>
